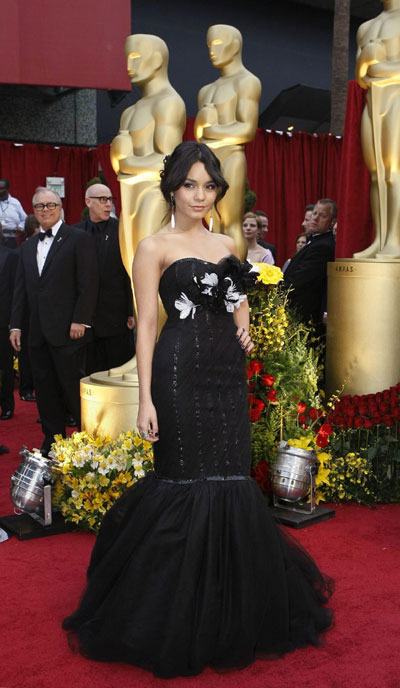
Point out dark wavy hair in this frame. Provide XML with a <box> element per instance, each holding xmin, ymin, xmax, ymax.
<box><xmin>160</xmin><ymin>142</ymin><xmax>229</xmax><ymax>209</ymax></box>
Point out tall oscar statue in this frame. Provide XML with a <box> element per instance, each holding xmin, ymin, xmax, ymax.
<box><xmin>353</xmin><ymin>0</ymin><xmax>400</xmax><ymax>261</ymax></box>
<box><xmin>326</xmin><ymin>1</ymin><xmax>400</xmax><ymax>395</ymax></box>
<box><xmin>81</xmin><ymin>34</ymin><xmax>186</xmax><ymax>438</ymax></box>
<box><xmin>194</xmin><ymin>25</ymin><xmax>261</xmax><ymax>260</ymax></box>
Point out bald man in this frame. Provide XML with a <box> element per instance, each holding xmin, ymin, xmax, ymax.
<box><xmin>73</xmin><ymin>184</ymin><xmax>135</xmax><ymax>374</ymax></box>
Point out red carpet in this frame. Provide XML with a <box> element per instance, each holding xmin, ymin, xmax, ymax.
<box><xmin>1</xmin><ymin>394</ymin><xmax>399</xmax><ymax>688</ymax></box>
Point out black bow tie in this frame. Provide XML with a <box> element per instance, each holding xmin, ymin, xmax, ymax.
<box><xmin>39</xmin><ymin>228</ymin><xmax>53</xmax><ymax>241</ymax></box>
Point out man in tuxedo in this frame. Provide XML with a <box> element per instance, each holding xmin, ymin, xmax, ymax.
<box><xmin>283</xmin><ymin>198</ymin><xmax>336</xmax><ymax>338</ymax></box>
<box><xmin>73</xmin><ymin>183</ymin><xmax>135</xmax><ymax>374</ymax></box>
<box><xmin>0</xmin><ymin>231</ymin><xmax>18</xmax><ymax>420</ymax></box>
<box><xmin>10</xmin><ymin>187</ymin><xmax>98</xmax><ymax>455</ymax></box>
<box><xmin>255</xmin><ymin>210</ymin><xmax>276</xmax><ymax>262</ymax></box>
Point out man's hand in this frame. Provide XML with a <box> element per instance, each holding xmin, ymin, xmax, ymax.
<box><xmin>127</xmin><ymin>316</ymin><xmax>135</xmax><ymax>330</ymax></box>
<box><xmin>10</xmin><ymin>329</ymin><xmax>21</xmax><ymax>352</ymax></box>
<box><xmin>70</xmin><ymin>323</ymin><xmax>86</xmax><ymax>340</ymax></box>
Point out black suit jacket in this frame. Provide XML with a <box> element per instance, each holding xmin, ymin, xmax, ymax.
<box><xmin>0</xmin><ymin>245</ymin><xmax>18</xmax><ymax>327</ymax></box>
<box><xmin>73</xmin><ymin>217</ymin><xmax>133</xmax><ymax>338</ymax></box>
<box><xmin>283</xmin><ymin>231</ymin><xmax>335</xmax><ymax>323</ymax></box>
<box><xmin>10</xmin><ymin>223</ymin><xmax>99</xmax><ymax>347</ymax></box>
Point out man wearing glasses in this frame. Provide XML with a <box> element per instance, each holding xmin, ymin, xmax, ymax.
<box><xmin>73</xmin><ymin>183</ymin><xmax>135</xmax><ymax>374</ymax></box>
<box><xmin>9</xmin><ymin>187</ymin><xmax>98</xmax><ymax>456</ymax></box>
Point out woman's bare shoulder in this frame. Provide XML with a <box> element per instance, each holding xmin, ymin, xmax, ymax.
<box><xmin>134</xmin><ymin>235</ymin><xmax>168</xmax><ymax>270</ymax></box>
<box><xmin>135</xmin><ymin>229</ymin><xmax>170</xmax><ymax>255</ymax></box>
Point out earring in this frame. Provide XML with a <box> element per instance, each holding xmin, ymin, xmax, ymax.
<box><xmin>208</xmin><ymin>208</ymin><xmax>213</xmax><ymax>232</ymax></box>
<box><xmin>170</xmin><ymin>195</ymin><xmax>175</xmax><ymax>229</ymax></box>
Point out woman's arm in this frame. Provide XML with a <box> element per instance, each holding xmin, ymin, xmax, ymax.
<box><xmin>233</xmin><ymin>298</ymin><xmax>253</xmax><ymax>355</ymax></box>
<box><xmin>132</xmin><ymin>239</ymin><xmax>162</xmax><ymax>442</ymax></box>
<box><xmin>227</xmin><ymin>238</ymin><xmax>254</xmax><ymax>354</ymax></box>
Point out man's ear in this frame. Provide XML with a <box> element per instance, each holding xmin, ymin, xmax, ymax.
<box><xmin>85</xmin><ymin>197</ymin><xmax>91</xmax><ymax>208</ymax></box>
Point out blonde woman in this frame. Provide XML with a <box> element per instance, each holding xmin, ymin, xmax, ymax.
<box><xmin>242</xmin><ymin>211</ymin><xmax>274</xmax><ymax>263</ymax></box>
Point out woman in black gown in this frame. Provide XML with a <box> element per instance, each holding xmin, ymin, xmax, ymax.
<box><xmin>62</xmin><ymin>142</ymin><xmax>333</xmax><ymax>678</ymax></box>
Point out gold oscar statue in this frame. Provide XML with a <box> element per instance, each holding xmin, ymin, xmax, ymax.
<box><xmin>353</xmin><ymin>0</ymin><xmax>400</xmax><ymax>261</ymax></box>
<box><xmin>326</xmin><ymin>2</ymin><xmax>400</xmax><ymax>395</ymax></box>
<box><xmin>81</xmin><ymin>34</ymin><xmax>186</xmax><ymax>438</ymax></box>
<box><xmin>111</xmin><ymin>34</ymin><xmax>186</xmax><ymax>279</ymax></box>
<box><xmin>194</xmin><ymin>24</ymin><xmax>261</xmax><ymax>260</ymax></box>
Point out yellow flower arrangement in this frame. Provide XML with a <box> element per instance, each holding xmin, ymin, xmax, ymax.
<box><xmin>317</xmin><ymin>450</ymin><xmax>376</xmax><ymax>504</ymax></box>
<box><xmin>286</xmin><ymin>436</ymin><xmax>376</xmax><ymax>505</ymax></box>
<box><xmin>287</xmin><ymin>435</ymin><xmax>332</xmax><ymax>505</ymax></box>
<box><xmin>246</xmin><ymin>267</ymin><xmax>324</xmax><ymax>486</ymax></box>
<box><xmin>253</xmin><ymin>263</ymin><xmax>284</xmax><ymax>286</ymax></box>
<box><xmin>50</xmin><ymin>430</ymin><xmax>154</xmax><ymax>531</ymax></box>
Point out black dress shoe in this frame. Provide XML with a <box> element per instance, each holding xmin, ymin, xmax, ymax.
<box><xmin>0</xmin><ymin>445</ymin><xmax>10</xmax><ymax>454</ymax></box>
<box><xmin>20</xmin><ymin>393</ymin><xmax>36</xmax><ymax>402</ymax></box>
<box><xmin>0</xmin><ymin>411</ymin><xmax>13</xmax><ymax>420</ymax></box>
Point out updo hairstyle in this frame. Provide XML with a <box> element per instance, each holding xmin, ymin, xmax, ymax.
<box><xmin>160</xmin><ymin>141</ymin><xmax>229</xmax><ymax>211</ymax></box>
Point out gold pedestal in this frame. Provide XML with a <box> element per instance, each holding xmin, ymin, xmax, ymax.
<box><xmin>326</xmin><ymin>260</ymin><xmax>400</xmax><ymax>396</ymax></box>
<box><xmin>80</xmin><ymin>361</ymin><xmax>139</xmax><ymax>439</ymax></box>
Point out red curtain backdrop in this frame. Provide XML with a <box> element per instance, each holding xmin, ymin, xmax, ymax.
<box><xmin>185</xmin><ymin>119</ymin><xmax>342</xmax><ymax>267</ymax></box>
<box><xmin>0</xmin><ymin>86</ymin><xmax>371</xmax><ymax>258</ymax></box>
<box><xmin>0</xmin><ymin>141</ymin><xmax>98</xmax><ymax>224</ymax></box>
<box><xmin>335</xmin><ymin>81</ymin><xmax>373</xmax><ymax>258</ymax></box>
<box><xmin>245</xmin><ymin>129</ymin><xmax>342</xmax><ymax>266</ymax></box>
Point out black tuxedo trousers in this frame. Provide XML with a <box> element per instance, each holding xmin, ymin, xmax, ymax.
<box><xmin>29</xmin><ymin>339</ymin><xmax>86</xmax><ymax>453</ymax></box>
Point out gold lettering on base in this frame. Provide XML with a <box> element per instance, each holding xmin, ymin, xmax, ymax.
<box><xmin>335</xmin><ymin>265</ymin><xmax>356</xmax><ymax>273</ymax></box>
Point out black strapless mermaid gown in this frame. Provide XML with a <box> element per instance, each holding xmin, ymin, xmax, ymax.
<box><xmin>63</xmin><ymin>255</ymin><xmax>333</xmax><ymax>678</ymax></box>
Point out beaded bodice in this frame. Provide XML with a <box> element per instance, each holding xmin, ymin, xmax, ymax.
<box><xmin>151</xmin><ymin>255</ymin><xmax>254</xmax><ymax>480</ymax></box>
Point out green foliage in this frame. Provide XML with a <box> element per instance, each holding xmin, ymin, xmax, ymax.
<box><xmin>244</xmin><ymin>180</ymin><xmax>257</xmax><ymax>213</ymax></box>
<box><xmin>248</xmin><ymin>281</ymin><xmax>324</xmax><ymax>446</ymax></box>
<box><xmin>250</xmin><ymin>406</ymin><xmax>281</xmax><ymax>466</ymax></box>
<box><xmin>330</xmin><ymin>427</ymin><xmax>400</xmax><ymax>503</ymax></box>
<box><xmin>248</xmin><ymin>275</ymin><xmax>400</xmax><ymax>503</ymax></box>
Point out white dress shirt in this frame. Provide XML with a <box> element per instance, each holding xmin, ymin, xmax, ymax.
<box><xmin>37</xmin><ymin>219</ymin><xmax>63</xmax><ymax>275</ymax></box>
<box><xmin>0</xmin><ymin>194</ymin><xmax>27</xmax><ymax>239</ymax></box>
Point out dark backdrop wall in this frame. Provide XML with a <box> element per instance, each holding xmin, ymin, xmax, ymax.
<box><xmin>97</xmin><ymin>0</ymin><xmax>361</xmax><ymax>143</ymax></box>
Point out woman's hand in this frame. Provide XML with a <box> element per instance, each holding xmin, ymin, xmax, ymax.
<box><xmin>137</xmin><ymin>401</ymin><xmax>159</xmax><ymax>443</ymax></box>
<box><xmin>236</xmin><ymin>326</ymin><xmax>254</xmax><ymax>355</ymax></box>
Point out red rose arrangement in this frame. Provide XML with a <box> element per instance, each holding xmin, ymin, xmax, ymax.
<box><xmin>327</xmin><ymin>384</ymin><xmax>400</xmax><ymax>431</ymax></box>
<box><xmin>247</xmin><ymin>361</ymin><xmax>277</xmax><ymax>422</ymax></box>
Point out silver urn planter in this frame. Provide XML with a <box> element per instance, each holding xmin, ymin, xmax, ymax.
<box><xmin>272</xmin><ymin>440</ymin><xmax>318</xmax><ymax>513</ymax></box>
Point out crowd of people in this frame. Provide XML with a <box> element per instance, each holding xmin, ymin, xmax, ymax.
<box><xmin>60</xmin><ymin>141</ymin><xmax>333</xmax><ymax>678</ymax></box>
<box><xmin>0</xmin><ymin>171</ymin><xmax>337</xmax><ymax>457</ymax></box>
<box><xmin>0</xmin><ymin>144</ymin><xmax>336</xmax><ymax>677</ymax></box>
<box><xmin>0</xmin><ymin>172</ymin><xmax>337</xmax><ymax>453</ymax></box>
<box><xmin>0</xmin><ymin>178</ymin><xmax>135</xmax><ymax>458</ymax></box>
<box><xmin>242</xmin><ymin>198</ymin><xmax>337</xmax><ymax>344</ymax></box>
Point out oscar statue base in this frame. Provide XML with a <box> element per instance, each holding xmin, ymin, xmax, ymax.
<box><xmin>326</xmin><ymin>260</ymin><xmax>400</xmax><ymax>396</ymax></box>
<box><xmin>81</xmin><ymin>361</ymin><xmax>139</xmax><ymax>439</ymax></box>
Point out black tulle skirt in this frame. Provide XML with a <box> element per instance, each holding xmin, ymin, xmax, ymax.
<box><xmin>63</xmin><ymin>473</ymin><xmax>333</xmax><ymax>678</ymax></box>
<box><xmin>63</xmin><ymin>258</ymin><xmax>333</xmax><ymax>677</ymax></box>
